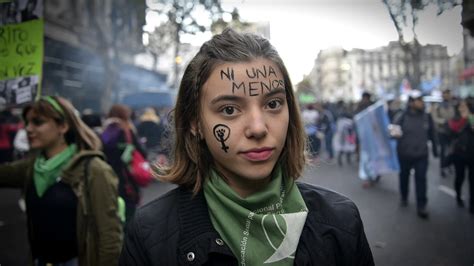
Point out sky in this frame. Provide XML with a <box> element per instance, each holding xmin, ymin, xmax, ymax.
<box><xmin>211</xmin><ymin>0</ymin><xmax>464</xmax><ymax>83</ymax></box>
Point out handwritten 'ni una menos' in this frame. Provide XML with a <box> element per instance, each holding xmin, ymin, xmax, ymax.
<box><xmin>220</xmin><ymin>65</ymin><xmax>284</xmax><ymax>96</ymax></box>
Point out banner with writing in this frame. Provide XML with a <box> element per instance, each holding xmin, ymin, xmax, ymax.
<box><xmin>0</xmin><ymin>75</ymin><xmax>39</xmax><ymax>106</ymax></box>
<box><xmin>1</xmin><ymin>0</ymin><xmax>43</xmax><ymax>106</ymax></box>
<box><xmin>354</xmin><ymin>101</ymin><xmax>400</xmax><ymax>180</ymax></box>
<box><xmin>1</xmin><ymin>0</ymin><xmax>43</xmax><ymax>25</ymax></box>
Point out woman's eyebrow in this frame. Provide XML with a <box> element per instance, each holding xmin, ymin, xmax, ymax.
<box><xmin>210</xmin><ymin>94</ymin><xmax>243</xmax><ymax>105</ymax></box>
<box><xmin>210</xmin><ymin>88</ymin><xmax>287</xmax><ymax>104</ymax></box>
<box><xmin>263</xmin><ymin>88</ymin><xmax>286</xmax><ymax>98</ymax></box>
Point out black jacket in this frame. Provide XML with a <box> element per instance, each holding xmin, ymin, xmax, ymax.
<box><xmin>395</xmin><ymin>109</ymin><xmax>438</xmax><ymax>159</ymax></box>
<box><xmin>119</xmin><ymin>182</ymin><xmax>374</xmax><ymax>266</ymax></box>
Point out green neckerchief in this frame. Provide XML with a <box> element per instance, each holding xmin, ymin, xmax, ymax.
<box><xmin>203</xmin><ymin>166</ymin><xmax>308</xmax><ymax>266</ymax></box>
<box><xmin>33</xmin><ymin>144</ymin><xmax>77</xmax><ymax>197</ymax></box>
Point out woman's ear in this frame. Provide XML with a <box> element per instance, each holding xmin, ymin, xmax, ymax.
<box><xmin>190</xmin><ymin>121</ymin><xmax>198</xmax><ymax>136</ymax></box>
<box><xmin>59</xmin><ymin>122</ymin><xmax>69</xmax><ymax>135</ymax></box>
<box><xmin>190</xmin><ymin>121</ymin><xmax>202</xmax><ymax>139</ymax></box>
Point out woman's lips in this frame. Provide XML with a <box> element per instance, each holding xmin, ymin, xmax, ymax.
<box><xmin>240</xmin><ymin>148</ymin><xmax>274</xmax><ymax>161</ymax></box>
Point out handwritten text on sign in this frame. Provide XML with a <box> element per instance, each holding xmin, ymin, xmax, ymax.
<box><xmin>0</xmin><ymin>19</ymin><xmax>43</xmax><ymax>80</ymax></box>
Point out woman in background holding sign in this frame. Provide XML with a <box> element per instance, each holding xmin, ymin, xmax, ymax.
<box><xmin>0</xmin><ymin>96</ymin><xmax>122</xmax><ymax>266</ymax></box>
<box><xmin>101</xmin><ymin>104</ymin><xmax>150</xmax><ymax>224</ymax></box>
<box><xmin>120</xmin><ymin>29</ymin><xmax>373</xmax><ymax>265</ymax></box>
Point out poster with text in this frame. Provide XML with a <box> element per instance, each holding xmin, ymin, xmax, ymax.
<box><xmin>0</xmin><ymin>75</ymin><xmax>39</xmax><ymax>106</ymax></box>
<box><xmin>0</xmin><ymin>0</ymin><xmax>43</xmax><ymax>106</ymax></box>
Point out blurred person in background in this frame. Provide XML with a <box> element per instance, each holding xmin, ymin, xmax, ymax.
<box><xmin>301</xmin><ymin>104</ymin><xmax>320</xmax><ymax>161</ymax></box>
<box><xmin>316</xmin><ymin>103</ymin><xmax>335</xmax><ymax>161</ymax></box>
<box><xmin>387</xmin><ymin>98</ymin><xmax>403</xmax><ymax>123</ymax></box>
<box><xmin>447</xmin><ymin>99</ymin><xmax>474</xmax><ymax>214</ymax></box>
<box><xmin>120</xmin><ymin>28</ymin><xmax>373</xmax><ymax>266</ymax></box>
<box><xmin>137</xmin><ymin>107</ymin><xmax>166</xmax><ymax>164</ymax></box>
<box><xmin>333</xmin><ymin>111</ymin><xmax>356</xmax><ymax>166</ymax></box>
<box><xmin>81</xmin><ymin>108</ymin><xmax>103</xmax><ymax>136</ymax></box>
<box><xmin>431</xmin><ymin>89</ymin><xmax>455</xmax><ymax>178</ymax></box>
<box><xmin>0</xmin><ymin>96</ymin><xmax>122</xmax><ymax>266</ymax></box>
<box><xmin>393</xmin><ymin>91</ymin><xmax>438</xmax><ymax>219</ymax></box>
<box><xmin>101</xmin><ymin>104</ymin><xmax>147</xmax><ymax>223</ymax></box>
<box><xmin>13</xmin><ymin>120</ymin><xmax>29</xmax><ymax>159</ymax></box>
<box><xmin>0</xmin><ymin>101</ymin><xmax>21</xmax><ymax>163</ymax></box>
<box><xmin>355</xmin><ymin>91</ymin><xmax>374</xmax><ymax>115</ymax></box>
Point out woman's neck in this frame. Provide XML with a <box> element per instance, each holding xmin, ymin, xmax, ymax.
<box><xmin>226</xmin><ymin>175</ymin><xmax>271</xmax><ymax>198</ymax></box>
<box><xmin>45</xmin><ymin>141</ymin><xmax>69</xmax><ymax>159</ymax></box>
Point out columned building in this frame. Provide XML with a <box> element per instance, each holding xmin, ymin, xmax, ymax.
<box><xmin>308</xmin><ymin>42</ymin><xmax>451</xmax><ymax>102</ymax></box>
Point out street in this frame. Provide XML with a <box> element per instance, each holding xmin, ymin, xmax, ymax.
<box><xmin>1</xmin><ymin>155</ymin><xmax>473</xmax><ymax>265</ymax></box>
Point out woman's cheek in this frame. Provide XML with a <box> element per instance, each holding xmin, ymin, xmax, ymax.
<box><xmin>212</xmin><ymin>124</ymin><xmax>231</xmax><ymax>153</ymax></box>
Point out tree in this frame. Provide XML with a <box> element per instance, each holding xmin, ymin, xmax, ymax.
<box><xmin>381</xmin><ymin>0</ymin><xmax>461</xmax><ymax>92</ymax></box>
<box><xmin>146</xmin><ymin>21</ymin><xmax>175</xmax><ymax>70</ymax></box>
<box><xmin>296</xmin><ymin>77</ymin><xmax>313</xmax><ymax>93</ymax></box>
<box><xmin>85</xmin><ymin>0</ymin><xmax>146</xmax><ymax>112</ymax></box>
<box><xmin>211</xmin><ymin>8</ymin><xmax>252</xmax><ymax>34</ymax></box>
<box><xmin>146</xmin><ymin>0</ymin><xmax>226</xmax><ymax>88</ymax></box>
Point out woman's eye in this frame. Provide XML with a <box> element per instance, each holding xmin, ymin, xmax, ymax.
<box><xmin>222</xmin><ymin>106</ymin><xmax>236</xmax><ymax>115</ymax></box>
<box><xmin>267</xmin><ymin>99</ymin><xmax>282</xmax><ymax>109</ymax></box>
<box><xmin>30</xmin><ymin>118</ymin><xmax>45</xmax><ymax>126</ymax></box>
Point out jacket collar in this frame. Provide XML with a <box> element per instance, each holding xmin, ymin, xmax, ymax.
<box><xmin>60</xmin><ymin>150</ymin><xmax>105</xmax><ymax>185</ymax></box>
<box><xmin>176</xmin><ymin>186</ymin><xmax>235</xmax><ymax>264</ymax></box>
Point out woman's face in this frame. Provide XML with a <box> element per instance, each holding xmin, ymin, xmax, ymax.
<box><xmin>25</xmin><ymin>110</ymin><xmax>68</xmax><ymax>151</ymax></box>
<box><xmin>198</xmin><ymin>58</ymin><xmax>289</xmax><ymax>196</ymax></box>
<box><xmin>459</xmin><ymin>101</ymin><xmax>469</xmax><ymax>117</ymax></box>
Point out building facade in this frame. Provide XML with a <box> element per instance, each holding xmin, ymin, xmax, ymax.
<box><xmin>308</xmin><ymin>42</ymin><xmax>452</xmax><ymax>102</ymax></box>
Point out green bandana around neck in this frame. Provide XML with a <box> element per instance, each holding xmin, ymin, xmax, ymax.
<box><xmin>33</xmin><ymin>144</ymin><xmax>77</xmax><ymax>197</ymax></box>
<box><xmin>203</xmin><ymin>166</ymin><xmax>308</xmax><ymax>266</ymax></box>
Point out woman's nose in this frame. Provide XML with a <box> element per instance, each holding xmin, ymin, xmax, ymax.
<box><xmin>244</xmin><ymin>109</ymin><xmax>268</xmax><ymax>139</ymax></box>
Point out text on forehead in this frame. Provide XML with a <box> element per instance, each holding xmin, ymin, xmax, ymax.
<box><xmin>232</xmin><ymin>80</ymin><xmax>284</xmax><ymax>96</ymax></box>
<box><xmin>219</xmin><ymin>65</ymin><xmax>284</xmax><ymax>97</ymax></box>
<box><xmin>219</xmin><ymin>65</ymin><xmax>278</xmax><ymax>82</ymax></box>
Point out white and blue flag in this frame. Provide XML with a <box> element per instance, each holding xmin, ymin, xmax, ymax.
<box><xmin>354</xmin><ymin>101</ymin><xmax>400</xmax><ymax>180</ymax></box>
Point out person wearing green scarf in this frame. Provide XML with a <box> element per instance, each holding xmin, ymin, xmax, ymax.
<box><xmin>204</xmin><ymin>166</ymin><xmax>308</xmax><ymax>265</ymax></box>
<box><xmin>34</xmin><ymin>144</ymin><xmax>77</xmax><ymax>197</ymax></box>
<box><xmin>120</xmin><ymin>29</ymin><xmax>374</xmax><ymax>266</ymax></box>
<box><xmin>0</xmin><ymin>96</ymin><xmax>122</xmax><ymax>266</ymax></box>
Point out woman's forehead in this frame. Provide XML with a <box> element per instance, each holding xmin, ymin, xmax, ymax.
<box><xmin>203</xmin><ymin>58</ymin><xmax>285</xmax><ymax>97</ymax></box>
<box><xmin>25</xmin><ymin>109</ymin><xmax>50</xmax><ymax>120</ymax></box>
<box><xmin>212</xmin><ymin>58</ymin><xmax>282</xmax><ymax>78</ymax></box>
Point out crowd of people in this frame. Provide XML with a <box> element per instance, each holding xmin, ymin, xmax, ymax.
<box><xmin>0</xmin><ymin>98</ymin><xmax>168</xmax><ymax>265</ymax></box>
<box><xmin>0</xmin><ymin>29</ymin><xmax>472</xmax><ymax>265</ymax></box>
<box><xmin>300</xmin><ymin>89</ymin><xmax>474</xmax><ymax>219</ymax></box>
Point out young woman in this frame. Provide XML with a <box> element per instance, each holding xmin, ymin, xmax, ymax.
<box><xmin>448</xmin><ymin>99</ymin><xmax>474</xmax><ymax>213</ymax></box>
<box><xmin>0</xmin><ymin>96</ymin><xmax>122</xmax><ymax>266</ymax></box>
<box><xmin>101</xmin><ymin>104</ymin><xmax>147</xmax><ymax>223</ymax></box>
<box><xmin>120</xmin><ymin>29</ymin><xmax>374</xmax><ymax>265</ymax></box>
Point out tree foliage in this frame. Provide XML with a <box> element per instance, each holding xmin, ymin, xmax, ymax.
<box><xmin>382</xmin><ymin>0</ymin><xmax>460</xmax><ymax>43</ymax></box>
<box><xmin>211</xmin><ymin>8</ymin><xmax>252</xmax><ymax>34</ymax></box>
<box><xmin>296</xmin><ymin>77</ymin><xmax>313</xmax><ymax>92</ymax></box>
<box><xmin>381</xmin><ymin>0</ymin><xmax>461</xmax><ymax>91</ymax></box>
<box><xmin>86</xmin><ymin>0</ymin><xmax>146</xmax><ymax>111</ymax></box>
<box><xmin>146</xmin><ymin>21</ymin><xmax>175</xmax><ymax>69</ymax></box>
<box><xmin>145</xmin><ymin>0</ymin><xmax>227</xmax><ymax>87</ymax></box>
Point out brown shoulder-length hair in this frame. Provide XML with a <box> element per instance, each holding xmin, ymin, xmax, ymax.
<box><xmin>22</xmin><ymin>96</ymin><xmax>102</xmax><ymax>151</ymax></box>
<box><xmin>158</xmin><ymin>28</ymin><xmax>307</xmax><ymax>193</ymax></box>
<box><xmin>106</xmin><ymin>104</ymin><xmax>134</xmax><ymax>130</ymax></box>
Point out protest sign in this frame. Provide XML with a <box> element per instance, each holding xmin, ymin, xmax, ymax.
<box><xmin>0</xmin><ymin>0</ymin><xmax>43</xmax><ymax>106</ymax></box>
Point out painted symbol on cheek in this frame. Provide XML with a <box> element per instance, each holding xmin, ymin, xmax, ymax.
<box><xmin>213</xmin><ymin>124</ymin><xmax>230</xmax><ymax>153</ymax></box>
